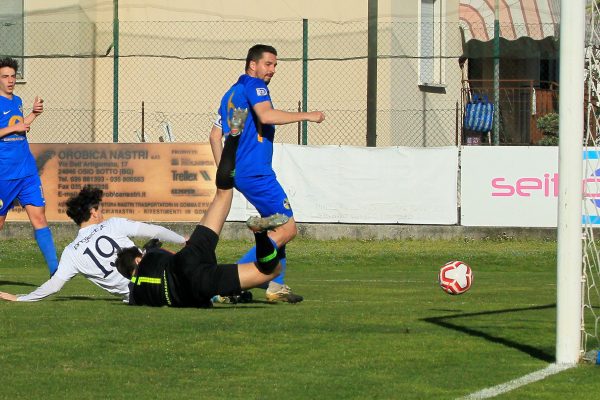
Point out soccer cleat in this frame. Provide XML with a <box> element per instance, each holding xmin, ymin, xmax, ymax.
<box><xmin>265</xmin><ymin>285</ymin><xmax>304</xmax><ymax>304</ymax></box>
<box><xmin>246</xmin><ymin>213</ymin><xmax>289</xmax><ymax>232</ymax></box>
<box><xmin>238</xmin><ymin>290</ymin><xmax>253</xmax><ymax>303</ymax></box>
<box><xmin>211</xmin><ymin>295</ymin><xmax>231</xmax><ymax>304</ymax></box>
<box><xmin>212</xmin><ymin>291</ymin><xmax>253</xmax><ymax>304</ymax></box>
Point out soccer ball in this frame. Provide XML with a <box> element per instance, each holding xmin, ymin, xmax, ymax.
<box><xmin>439</xmin><ymin>261</ymin><xmax>473</xmax><ymax>295</ymax></box>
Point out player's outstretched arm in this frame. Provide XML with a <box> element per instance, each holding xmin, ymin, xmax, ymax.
<box><xmin>209</xmin><ymin>124</ymin><xmax>224</xmax><ymax>166</ymax></box>
<box><xmin>4</xmin><ymin>274</ymin><xmax>69</xmax><ymax>302</ymax></box>
<box><xmin>0</xmin><ymin>292</ymin><xmax>17</xmax><ymax>301</ymax></box>
<box><xmin>253</xmin><ymin>101</ymin><xmax>325</xmax><ymax>126</ymax></box>
<box><xmin>131</xmin><ymin>221</ymin><xmax>186</xmax><ymax>244</ymax></box>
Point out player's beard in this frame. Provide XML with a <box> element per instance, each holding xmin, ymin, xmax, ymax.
<box><xmin>261</xmin><ymin>72</ymin><xmax>273</xmax><ymax>85</ymax></box>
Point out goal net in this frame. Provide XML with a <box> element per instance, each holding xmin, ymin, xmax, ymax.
<box><xmin>582</xmin><ymin>0</ymin><xmax>600</xmax><ymax>359</ymax></box>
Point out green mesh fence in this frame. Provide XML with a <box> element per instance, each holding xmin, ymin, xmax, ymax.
<box><xmin>0</xmin><ymin>19</ymin><xmax>559</xmax><ymax>146</ymax></box>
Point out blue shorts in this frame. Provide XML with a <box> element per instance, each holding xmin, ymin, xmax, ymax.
<box><xmin>235</xmin><ymin>174</ymin><xmax>293</xmax><ymax>218</ymax></box>
<box><xmin>0</xmin><ymin>174</ymin><xmax>46</xmax><ymax>216</ymax></box>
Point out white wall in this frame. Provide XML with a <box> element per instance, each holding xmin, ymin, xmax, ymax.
<box><xmin>461</xmin><ymin>146</ymin><xmax>560</xmax><ymax>227</ymax></box>
<box><xmin>26</xmin><ymin>0</ymin><xmax>368</xmax><ymax>22</ymax></box>
<box><xmin>229</xmin><ymin>144</ymin><xmax>459</xmax><ymax>224</ymax></box>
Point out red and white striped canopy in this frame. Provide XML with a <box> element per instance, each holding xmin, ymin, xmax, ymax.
<box><xmin>459</xmin><ymin>0</ymin><xmax>560</xmax><ymax>42</ymax></box>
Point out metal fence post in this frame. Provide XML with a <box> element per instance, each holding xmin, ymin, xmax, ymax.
<box><xmin>366</xmin><ymin>0</ymin><xmax>377</xmax><ymax>147</ymax></box>
<box><xmin>112</xmin><ymin>0</ymin><xmax>119</xmax><ymax>143</ymax></box>
<box><xmin>493</xmin><ymin>0</ymin><xmax>500</xmax><ymax>145</ymax></box>
<box><xmin>302</xmin><ymin>18</ymin><xmax>308</xmax><ymax>145</ymax></box>
<box><xmin>297</xmin><ymin>101</ymin><xmax>302</xmax><ymax>144</ymax></box>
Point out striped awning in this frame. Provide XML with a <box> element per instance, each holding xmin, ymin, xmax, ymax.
<box><xmin>459</xmin><ymin>0</ymin><xmax>560</xmax><ymax>42</ymax></box>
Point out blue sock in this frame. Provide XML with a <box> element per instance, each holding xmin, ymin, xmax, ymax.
<box><xmin>272</xmin><ymin>257</ymin><xmax>287</xmax><ymax>285</ymax></box>
<box><xmin>237</xmin><ymin>240</ymin><xmax>286</xmax><ymax>288</ymax></box>
<box><xmin>237</xmin><ymin>246</ymin><xmax>257</xmax><ymax>264</ymax></box>
<box><xmin>34</xmin><ymin>227</ymin><xmax>59</xmax><ymax>275</ymax></box>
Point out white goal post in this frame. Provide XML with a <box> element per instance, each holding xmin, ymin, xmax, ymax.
<box><xmin>556</xmin><ymin>0</ymin><xmax>585</xmax><ymax>364</ymax></box>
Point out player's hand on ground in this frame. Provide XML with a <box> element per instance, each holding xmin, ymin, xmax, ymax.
<box><xmin>0</xmin><ymin>292</ymin><xmax>17</xmax><ymax>302</ymax></box>
<box><xmin>308</xmin><ymin>111</ymin><xmax>325</xmax><ymax>123</ymax></box>
<box><xmin>32</xmin><ymin>96</ymin><xmax>44</xmax><ymax>115</ymax></box>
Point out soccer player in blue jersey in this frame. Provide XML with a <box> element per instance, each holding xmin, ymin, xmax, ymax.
<box><xmin>0</xmin><ymin>57</ymin><xmax>58</xmax><ymax>276</ymax></box>
<box><xmin>210</xmin><ymin>44</ymin><xmax>325</xmax><ymax>303</ymax></box>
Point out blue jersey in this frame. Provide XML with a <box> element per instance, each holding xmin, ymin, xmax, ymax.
<box><xmin>0</xmin><ymin>95</ymin><xmax>37</xmax><ymax>180</ymax></box>
<box><xmin>218</xmin><ymin>74</ymin><xmax>276</xmax><ymax>178</ymax></box>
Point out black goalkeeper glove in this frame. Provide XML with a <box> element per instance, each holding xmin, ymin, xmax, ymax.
<box><xmin>142</xmin><ymin>238</ymin><xmax>163</xmax><ymax>252</ymax></box>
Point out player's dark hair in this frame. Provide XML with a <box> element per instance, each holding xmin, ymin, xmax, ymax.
<box><xmin>65</xmin><ymin>185</ymin><xmax>103</xmax><ymax>226</ymax></box>
<box><xmin>245</xmin><ymin>44</ymin><xmax>277</xmax><ymax>72</ymax></box>
<box><xmin>0</xmin><ymin>57</ymin><xmax>18</xmax><ymax>72</ymax></box>
<box><xmin>115</xmin><ymin>247</ymin><xmax>142</xmax><ymax>279</ymax></box>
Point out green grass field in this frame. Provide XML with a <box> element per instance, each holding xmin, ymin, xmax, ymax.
<box><xmin>0</xmin><ymin>237</ymin><xmax>598</xmax><ymax>399</ymax></box>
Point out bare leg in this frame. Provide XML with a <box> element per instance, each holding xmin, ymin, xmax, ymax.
<box><xmin>24</xmin><ymin>205</ymin><xmax>49</xmax><ymax>229</ymax></box>
<box><xmin>0</xmin><ymin>215</ymin><xmax>6</xmax><ymax>231</ymax></box>
<box><xmin>267</xmin><ymin>217</ymin><xmax>297</xmax><ymax>247</ymax></box>
<box><xmin>201</xmin><ymin>126</ymin><xmax>241</xmax><ymax>236</ymax></box>
<box><xmin>238</xmin><ymin>262</ymin><xmax>281</xmax><ymax>290</ymax></box>
<box><xmin>181</xmin><ymin>124</ymin><xmax>237</xmax><ymax>308</ymax></box>
<box><xmin>199</xmin><ymin>189</ymin><xmax>232</xmax><ymax>236</ymax></box>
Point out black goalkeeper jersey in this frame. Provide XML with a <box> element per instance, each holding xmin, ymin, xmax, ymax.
<box><xmin>129</xmin><ymin>246</ymin><xmax>216</xmax><ymax>308</ymax></box>
<box><xmin>128</xmin><ymin>249</ymin><xmax>173</xmax><ymax>307</ymax></box>
<box><xmin>128</xmin><ymin>225</ymin><xmax>241</xmax><ymax>308</ymax></box>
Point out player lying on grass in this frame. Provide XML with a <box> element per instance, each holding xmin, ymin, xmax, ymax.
<box><xmin>114</xmin><ymin>108</ymin><xmax>286</xmax><ymax>308</ymax></box>
<box><xmin>0</xmin><ymin>186</ymin><xmax>186</xmax><ymax>302</ymax></box>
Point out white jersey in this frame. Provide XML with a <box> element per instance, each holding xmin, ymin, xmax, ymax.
<box><xmin>17</xmin><ymin>218</ymin><xmax>186</xmax><ymax>302</ymax></box>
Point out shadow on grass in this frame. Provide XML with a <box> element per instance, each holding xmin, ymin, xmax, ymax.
<box><xmin>0</xmin><ymin>280</ymin><xmax>38</xmax><ymax>288</ymax></box>
<box><xmin>46</xmin><ymin>297</ymin><xmax>294</xmax><ymax>307</ymax></box>
<box><xmin>54</xmin><ymin>296</ymin><xmax>121</xmax><ymax>302</ymax></box>
<box><xmin>421</xmin><ymin>304</ymin><xmax>556</xmax><ymax>362</ymax></box>
<box><xmin>213</xmin><ymin>299</ymin><xmax>287</xmax><ymax>308</ymax></box>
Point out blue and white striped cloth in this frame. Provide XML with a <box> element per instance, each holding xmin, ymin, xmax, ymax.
<box><xmin>464</xmin><ymin>95</ymin><xmax>494</xmax><ymax>132</ymax></box>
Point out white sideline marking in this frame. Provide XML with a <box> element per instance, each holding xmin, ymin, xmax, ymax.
<box><xmin>309</xmin><ymin>279</ymin><xmax>423</xmax><ymax>283</ymax></box>
<box><xmin>459</xmin><ymin>363</ymin><xmax>575</xmax><ymax>399</ymax></box>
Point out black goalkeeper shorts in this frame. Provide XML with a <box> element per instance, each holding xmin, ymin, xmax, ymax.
<box><xmin>168</xmin><ymin>225</ymin><xmax>241</xmax><ymax>307</ymax></box>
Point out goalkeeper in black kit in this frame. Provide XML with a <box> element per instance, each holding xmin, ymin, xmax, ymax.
<box><xmin>115</xmin><ymin>108</ymin><xmax>287</xmax><ymax>308</ymax></box>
